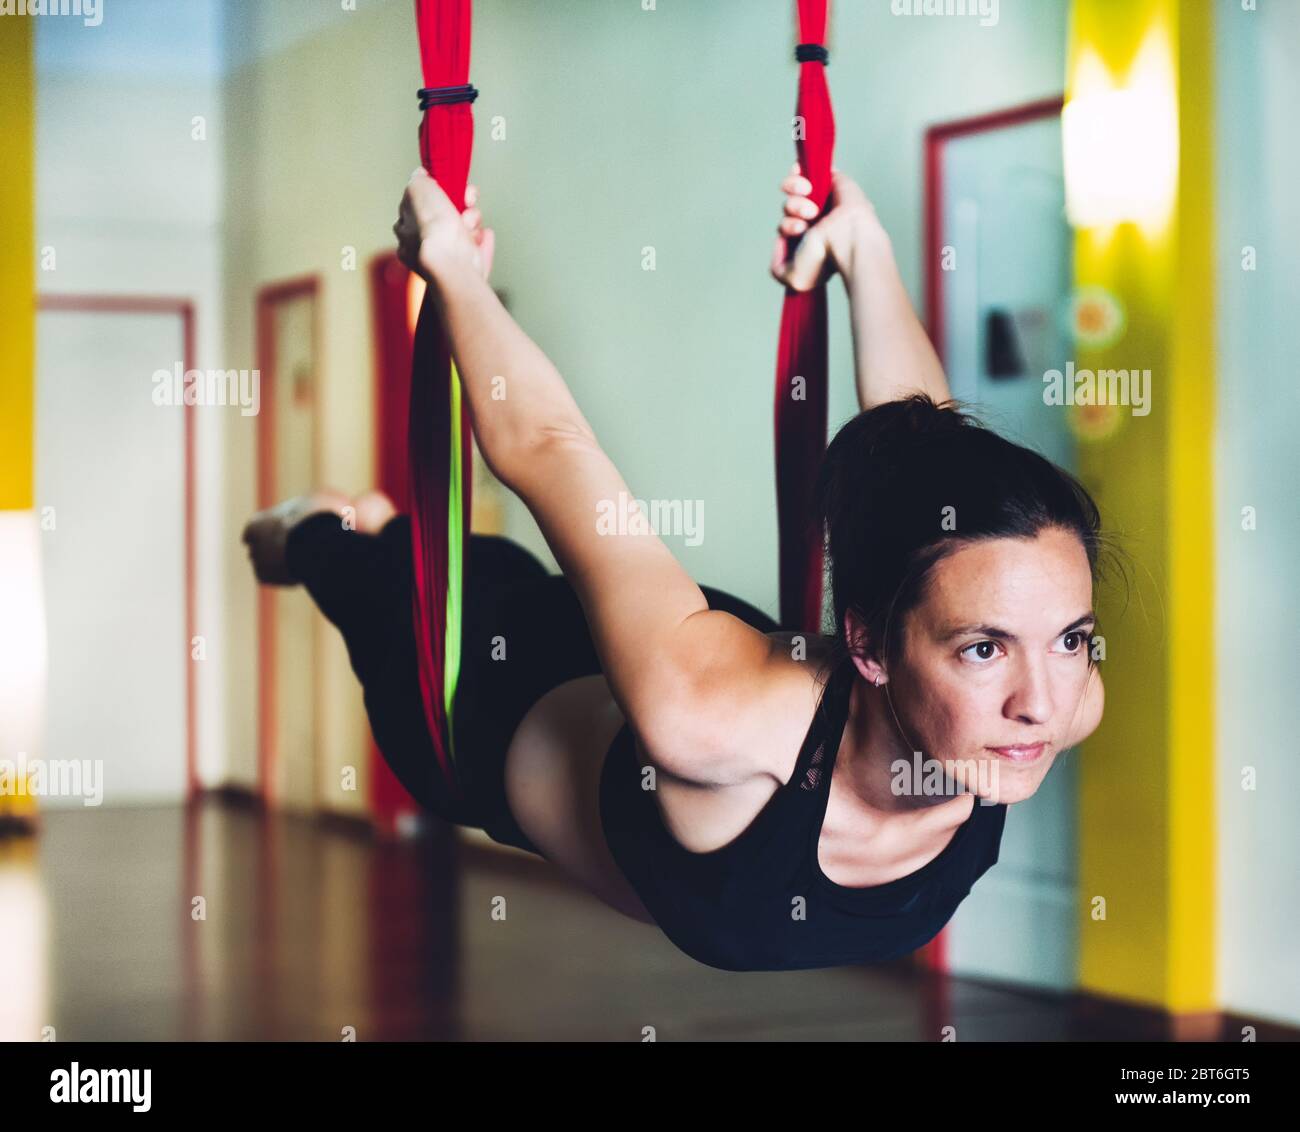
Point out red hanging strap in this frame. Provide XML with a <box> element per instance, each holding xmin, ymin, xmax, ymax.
<box><xmin>774</xmin><ymin>0</ymin><xmax>835</xmax><ymax>633</ymax></box>
<box><xmin>406</xmin><ymin>1</ymin><xmax>828</xmax><ymax>798</ymax></box>
<box><xmin>409</xmin><ymin>0</ymin><xmax>476</xmax><ymax>803</ymax></box>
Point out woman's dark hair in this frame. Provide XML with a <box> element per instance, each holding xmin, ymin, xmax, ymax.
<box><xmin>813</xmin><ymin>393</ymin><xmax>1126</xmax><ymax>678</ymax></box>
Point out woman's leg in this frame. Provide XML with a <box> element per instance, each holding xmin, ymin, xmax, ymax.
<box><xmin>277</xmin><ymin>491</ymin><xmax>554</xmax><ymax>847</ymax></box>
<box><xmin>283</xmin><ymin>504</ymin><xmax>466</xmax><ymax>819</ymax></box>
<box><xmin>241</xmin><ymin>488</ymin><xmax>352</xmax><ymax>586</ymax></box>
<box><xmin>266</xmin><ymin>491</ymin><xmax>781</xmax><ymax>863</ymax></box>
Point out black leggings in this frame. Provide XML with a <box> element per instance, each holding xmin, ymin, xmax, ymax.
<box><xmin>284</xmin><ymin>511</ymin><xmax>779</xmax><ymax>858</ymax></box>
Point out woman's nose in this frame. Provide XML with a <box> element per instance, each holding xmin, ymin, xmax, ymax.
<box><xmin>1004</xmin><ymin>657</ymin><xmax>1053</xmax><ymax>725</ymax></box>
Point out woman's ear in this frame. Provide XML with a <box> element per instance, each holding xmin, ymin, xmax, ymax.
<box><xmin>843</xmin><ymin>608</ymin><xmax>887</xmax><ymax>687</ymax></box>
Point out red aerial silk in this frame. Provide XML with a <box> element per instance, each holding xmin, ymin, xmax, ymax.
<box><xmin>775</xmin><ymin>0</ymin><xmax>835</xmax><ymax>633</ymax></box>
<box><xmin>408</xmin><ymin>0</ymin><xmax>475</xmax><ymax>802</ymax></box>
<box><xmin>405</xmin><ymin>0</ymin><xmax>833</xmax><ymax>806</ymax></box>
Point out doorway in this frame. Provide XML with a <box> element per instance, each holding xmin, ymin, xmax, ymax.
<box><xmin>35</xmin><ymin>298</ymin><xmax>195</xmax><ymax>803</ymax></box>
<box><xmin>255</xmin><ymin>278</ymin><xmax>322</xmax><ymax>810</ymax></box>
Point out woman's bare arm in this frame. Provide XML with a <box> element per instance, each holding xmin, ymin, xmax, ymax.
<box><xmin>773</xmin><ymin>166</ymin><xmax>952</xmax><ymax>411</ymax></box>
<box><xmin>841</xmin><ymin>218</ymin><xmax>953</xmax><ymax>411</ymax></box>
<box><xmin>398</xmin><ymin>171</ymin><xmax>780</xmax><ymax>786</ymax></box>
<box><xmin>396</xmin><ymin>170</ymin><xmax>594</xmax><ymax>466</ymax></box>
<box><xmin>424</xmin><ymin>263</ymin><xmax>595</xmax><ymax>465</ymax></box>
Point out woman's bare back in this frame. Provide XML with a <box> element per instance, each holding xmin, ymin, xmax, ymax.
<box><xmin>502</xmin><ymin>632</ymin><xmax>836</xmax><ymax>923</ymax></box>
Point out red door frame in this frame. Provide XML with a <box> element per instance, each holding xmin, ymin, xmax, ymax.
<box><xmin>36</xmin><ymin>294</ymin><xmax>200</xmax><ymax>800</ymax></box>
<box><xmin>918</xmin><ymin>95</ymin><xmax>1064</xmax><ymax>985</ymax></box>
<box><xmin>254</xmin><ymin>275</ymin><xmax>323</xmax><ymax>806</ymax></box>
<box><xmin>923</xmin><ymin>95</ymin><xmax>1065</xmax><ymax>353</ymax></box>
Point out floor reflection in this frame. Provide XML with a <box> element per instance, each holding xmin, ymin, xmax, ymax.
<box><xmin>0</xmin><ymin>838</ymin><xmax>49</xmax><ymax>1041</ymax></box>
<box><xmin>0</xmin><ymin>797</ymin><xmax>1278</xmax><ymax>1041</ymax></box>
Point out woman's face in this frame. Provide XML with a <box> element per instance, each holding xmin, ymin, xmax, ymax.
<box><xmin>878</xmin><ymin>527</ymin><xmax>1104</xmax><ymax>805</ymax></box>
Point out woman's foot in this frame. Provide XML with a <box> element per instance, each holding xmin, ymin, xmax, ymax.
<box><xmin>241</xmin><ymin>488</ymin><xmax>351</xmax><ymax>586</ymax></box>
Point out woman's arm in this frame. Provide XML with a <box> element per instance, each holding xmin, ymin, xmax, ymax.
<box><xmin>425</xmin><ymin>262</ymin><xmax>595</xmax><ymax>467</ymax></box>
<box><xmin>772</xmin><ymin>166</ymin><xmax>952</xmax><ymax>410</ymax></box>
<box><xmin>397</xmin><ymin>171</ymin><xmax>781</xmax><ymax>785</ymax></box>
<box><xmin>396</xmin><ymin>170</ymin><xmax>593</xmax><ymax>470</ymax></box>
<box><xmin>841</xmin><ymin>219</ymin><xmax>952</xmax><ymax>410</ymax></box>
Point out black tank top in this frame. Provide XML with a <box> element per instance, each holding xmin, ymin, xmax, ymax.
<box><xmin>598</xmin><ymin>658</ymin><xmax>1007</xmax><ymax>972</ymax></box>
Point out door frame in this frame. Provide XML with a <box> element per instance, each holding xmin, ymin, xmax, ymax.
<box><xmin>254</xmin><ymin>275</ymin><xmax>323</xmax><ymax>805</ymax></box>
<box><xmin>924</xmin><ymin>95</ymin><xmax>1065</xmax><ymax>359</ymax></box>
<box><xmin>36</xmin><ymin>293</ymin><xmax>199</xmax><ymax>799</ymax></box>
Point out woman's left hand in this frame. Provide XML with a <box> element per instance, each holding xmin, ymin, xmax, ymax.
<box><xmin>394</xmin><ymin>169</ymin><xmax>495</xmax><ymax>285</ymax></box>
<box><xmin>770</xmin><ymin>164</ymin><xmax>882</xmax><ymax>291</ymax></box>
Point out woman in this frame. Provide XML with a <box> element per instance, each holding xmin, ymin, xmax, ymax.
<box><xmin>243</xmin><ymin>164</ymin><xmax>1109</xmax><ymax>972</ymax></box>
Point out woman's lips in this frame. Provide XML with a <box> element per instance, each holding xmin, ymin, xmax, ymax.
<box><xmin>986</xmin><ymin>742</ymin><xmax>1047</xmax><ymax>763</ymax></box>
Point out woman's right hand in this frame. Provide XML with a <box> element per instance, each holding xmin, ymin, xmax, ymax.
<box><xmin>769</xmin><ymin>164</ymin><xmax>883</xmax><ymax>292</ymax></box>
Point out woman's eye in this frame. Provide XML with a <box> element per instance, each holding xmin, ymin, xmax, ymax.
<box><xmin>1061</xmin><ymin>631</ymin><xmax>1087</xmax><ymax>653</ymax></box>
<box><xmin>960</xmin><ymin>641</ymin><xmax>1000</xmax><ymax>663</ymax></box>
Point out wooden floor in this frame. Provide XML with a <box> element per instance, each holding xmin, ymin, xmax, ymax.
<box><xmin>0</xmin><ymin>797</ymin><xmax>1287</xmax><ymax>1042</ymax></box>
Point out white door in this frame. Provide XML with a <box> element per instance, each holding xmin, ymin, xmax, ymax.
<box><xmin>35</xmin><ymin>309</ymin><xmax>188</xmax><ymax>806</ymax></box>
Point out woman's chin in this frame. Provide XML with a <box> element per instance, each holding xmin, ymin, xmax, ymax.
<box><xmin>981</xmin><ymin>770</ymin><xmax>1047</xmax><ymax>806</ymax></box>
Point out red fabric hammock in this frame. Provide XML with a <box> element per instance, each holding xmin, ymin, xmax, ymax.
<box><xmin>404</xmin><ymin>0</ymin><xmax>836</xmax><ymax>802</ymax></box>
<box><xmin>408</xmin><ymin>0</ymin><xmax>475</xmax><ymax>802</ymax></box>
<box><xmin>774</xmin><ymin>0</ymin><xmax>836</xmax><ymax>633</ymax></box>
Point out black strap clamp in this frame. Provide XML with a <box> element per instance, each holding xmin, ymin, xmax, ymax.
<box><xmin>418</xmin><ymin>84</ymin><xmax>479</xmax><ymax>110</ymax></box>
<box><xmin>795</xmin><ymin>43</ymin><xmax>829</xmax><ymax>64</ymax></box>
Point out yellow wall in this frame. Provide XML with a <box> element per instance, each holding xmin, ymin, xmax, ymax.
<box><xmin>1069</xmin><ymin>0</ymin><xmax>1216</xmax><ymax>1012</ymax></box>
<box><xmin>0</xmin><ymin>17</ymin><xmax>34</xmax><ymax>510</ymax></box>
<box><xmin>0</xmin><ymin>17</ymin><xmax>39</xmax><ymax>821</ymax></box>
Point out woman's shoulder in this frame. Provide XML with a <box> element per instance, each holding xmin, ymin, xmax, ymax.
<box><xmin>639</xmin><ymin>632</ymin><xmax>838</xmax><ymax>854</ymax></box>
<box><xmin>653</xmin><ymin>627</ymin><xmax>838</xmax><ymax>789</ymax></box>
<box><xmin>757</xmin><ymin>632</ymin><xmax>842</xmax><ymax>777</ymax></box>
